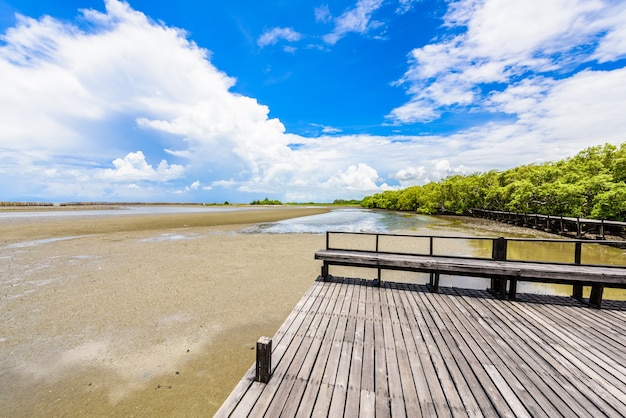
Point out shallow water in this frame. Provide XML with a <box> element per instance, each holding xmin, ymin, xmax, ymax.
<box><xmin>244</xmin><ymin>208</ymin><xmax>444</xmax><ymax>234</ymax></box>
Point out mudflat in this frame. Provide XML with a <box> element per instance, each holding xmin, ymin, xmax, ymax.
<box><xmin>0</xmin><ymin>206</ymin><xmax>329</xmax><ymax>417</ymax></box>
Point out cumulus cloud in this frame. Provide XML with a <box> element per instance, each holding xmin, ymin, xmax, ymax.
<box><xmin>257</xmin><ymin>27</ymin><xmax>302</xmax><ymax>48</ymax></box>
<box><xmin>0</xmin><ymin>0</ymin><xmax>322</xmax><ymax>201</ymax></box>
<box><xmin>98</xmin><ymin>151</ymin><xmax>184</xmax><ymax>182</ymax></box>
<box><xmin>388</xmin><ymin>0</ymin><xmax>626</xmax><ymax>124</ymax></box>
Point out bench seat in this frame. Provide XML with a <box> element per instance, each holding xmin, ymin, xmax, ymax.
<box><xmin>315</xmin><ymin>249</ymin><xmax>626</xmax><ymax>308</ymax></box>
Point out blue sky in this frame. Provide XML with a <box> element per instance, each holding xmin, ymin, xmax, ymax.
<box><xmin>1</xmin><ymin>0</ymin><xmax>626</xmax><ymax>203</ymax></box>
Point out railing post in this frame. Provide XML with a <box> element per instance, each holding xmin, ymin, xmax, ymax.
<box><xmin>572</xmin><ymin>241</ymin><xmax>583</xmax><ymax>300</ymax></box>
<box><xmin>491</xmin><ymin>237</ymin><xmax>508</xmax><ymax>298</ymax></box>
<box><xmin>429</xmin><ymin>236</ymin><xmax>435</xmax><ymax>288</ymax></box>
<box><xmin>255</xmin><ymin>336</ymin><xmax>272</xmax><ymax>383</ymax></box>
<box><xmin>326</xmin><ymin>231</ymin><xmax>330</xmax><ymax>250</ymax></box>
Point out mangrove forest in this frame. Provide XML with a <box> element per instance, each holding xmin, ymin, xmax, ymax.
<box><xmin>362</xmin><ymin>142</ymin><xmax>626</xmax><ymax>221</ymax></box>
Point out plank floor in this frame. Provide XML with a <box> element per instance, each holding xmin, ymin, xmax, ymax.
<box><xmin>215</xmin><ymin>277</ymin><xmax>626</xmax><ymax>417</ymax></box>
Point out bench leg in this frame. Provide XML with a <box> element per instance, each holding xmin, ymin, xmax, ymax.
<box><xmin>572</xmin><ymin>284</ymin><xmax>583</xmax><ymax>300</ymax></box>
<box><xmin>589</xmin><ymin>285</ymin><xmax>604</xmax><ymax>309</ymax></box>
<box><xmin>428</xmin><ymin>272</ymin><xmax>440</xmax><ymax>293</ymax></box>
<box><xmin>508</xmin><ymin>278</ymin><xmax>517</xmax><ymax>300</ymax></box>
<box><xmin>321</xmin><ymin>262</ymin><xmax>329</xmax><ymax>281</ymax></box>
<box><xmin>496</xmin><ymin>278</ymin><xmax>507</xmax><ymax>299</ymax></box>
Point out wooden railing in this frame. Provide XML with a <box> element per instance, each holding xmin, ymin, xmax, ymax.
<box><xmin>324</xmin><ymin>231</ymin><xmax>626</xmax><ymax>266</ymax></box>
<box><xmin>319</xmin><ymin>231</ymin><xmax>626</xmax><ymax>307</ymax></box>
<box><xmin>472</xmin><ymin>209</ymin><xmax>626</xmax><ymax>239</ymax></box>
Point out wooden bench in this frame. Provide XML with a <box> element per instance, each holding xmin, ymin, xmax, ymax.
<box><xmin>315</xmin><ymin>249</ymin><xmax>626</xmax><ymax>308</ymax></box>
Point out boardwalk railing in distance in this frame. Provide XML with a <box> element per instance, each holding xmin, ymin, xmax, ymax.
<box><xmin>472</xmin><ymin>208</ymin><xmax>626</xmax><ymax>239</ymax></box>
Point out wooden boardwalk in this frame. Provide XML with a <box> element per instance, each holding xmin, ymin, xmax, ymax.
<box><xmin>216</xmin><ymin>277</ymin><xmax>626</xmax><ymax>417</ymax></box>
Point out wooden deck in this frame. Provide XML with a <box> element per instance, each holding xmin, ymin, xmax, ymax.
<box><xmin>216</xmin><ymin>277</ymin><xmax>626</xmax><ymax>417</ymax></box>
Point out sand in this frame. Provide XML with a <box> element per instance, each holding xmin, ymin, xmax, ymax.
<box><xmin>0</xmin><ymin>206</ymin><xmax>330</xmax><ymax>417</ymax></box>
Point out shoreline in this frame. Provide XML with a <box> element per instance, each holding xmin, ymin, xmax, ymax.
<box><xmin>0</xmin><ymin>206</ymin><xmax>331</xmax><ymax>244</ymax></box>
<box><xmin>0</xmin><ymin>206</ymin><xmax>331</xmax><ymax>417</ymax></box>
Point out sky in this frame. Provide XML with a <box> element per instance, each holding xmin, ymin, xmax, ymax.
<box><xmin>1</xmin><ymin>0</ymin><xmax>626</xmax><ymax>203</ymax></box>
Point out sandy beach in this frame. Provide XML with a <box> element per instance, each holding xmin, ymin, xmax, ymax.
<box><xmin>0</xmin><ymin>206</ymin><xmax>330</xmax><ymax>417</ymax></box>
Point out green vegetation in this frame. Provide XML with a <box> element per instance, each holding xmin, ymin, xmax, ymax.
<box><xmin>251</xmin><ymin>197</ymin><xmax>283</xmax><ymax>205</ymax></box>
<box><xmin>332</xmin><ymin>199</ymin><xmax>363</xmax><ymax>205</ymax></box>
<box><xmin>362</xmin><ymin>143</ymin><xmax>626</xmax><ymax>221</ymax></box>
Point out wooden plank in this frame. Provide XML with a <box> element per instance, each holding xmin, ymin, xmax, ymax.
<box><xmin>295</xmin><ymin>282</ymin><xmax>344</xmax><ymax>417</ymax></box>
<box><xmin>409</xmin><ymin>287</ymin><xmax>490</xmax><ymax>418</ymax></box>
<box><xmin>380</xmin><ymin>282</ymin><xmax>407</xmax><ymax>418</ymax></box>
<box><xmin>330</xmin><ymin>282</ymin><xmax>361</xmax><ymax>418</ymax></box>
<box><xmin>384</xmin><ymin>283</ymin><xmax>421</xmax><ymax>417</ymax></box>
<box><xmin>322</xmin><ymin>282</ymin><xmax>354</xmax><ymax>386</ymax></box>
<box><xmin>470</xmin><ymin>293</ymin><xmax>608</xmax><ymax>417</ymax></box>
<box><xmin>360</xmin><ymin>285</ymin><xmax>375</xmax><ymax>394</ymax></box>
<box><xmin>483</xmin><ymin>364</ymin><xmax>531</xmax><ymax>418</ymax></box>
<box><xmin>394</xmin><ymin>286</ymin><xmax>440</xmax><ymax>417</ymax></box>
<box><xmin>372</xmin><ymin>281</ymin><xmax>391</xmax><ymax>418</ymax></box>
<box><xmin>476</xmin><ymin>293</ymin><xmax>621</xmax><ymax>416</ymax></box>
<box><xmin>506</xmin><ymin>300</ymin><xmax>626</xmax><ymax>410</ymax></box>
<box><xmin>422</xmin><ymin>290</ymin><xmax>516</xmax><ymax>417</ymax></box>
<box><xmin>359</xmin><ymin>390</ymin><xmax>376</xmax><ymax>418</ymax></box>
<box><xmin>344</xmin><ymin>280</ymin><xmax>368</xmax><ymax>417</ymax></box>
<box><xmin>449</xmin><ymin>292</ymin><xmax>577</xmax><ymax>417</ymax></box>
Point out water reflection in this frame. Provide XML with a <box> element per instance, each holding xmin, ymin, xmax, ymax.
<box><xmin>244</xmin><ymin>208</ymin><xmax>444</xmax><ymax>234</ymax></box>
<box><xmin>252</xmin><ymin>209</ymin><xmax>626</xmax><ymax>300</ymax></box>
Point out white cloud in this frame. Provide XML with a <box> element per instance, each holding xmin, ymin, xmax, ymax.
<box><xmin>389</xmin><ymin>0</ymin><xmax>625</xmax><ymax>124</ymax></box>
<box><xmin>315</xmin><ymin>5</ymin><xmax>332</xmax><ymax>23</ymax></box>
<box><xmin>324</xmin><ymin>163</ymin><xmax>382</xmax><ymax>190</ymax></box>
<box><xmin>323</xmin><ymin>0</ymin><xmax>385</xmax><ymax>44</ymax></box>
<box><xmin>98</xmin><ymin>151</ymin><xmax>184</xmax><ymax>182</ymax></box>
<box><xmin>257</xmin><ymin>27</ymin><xmax>302</xmax><ymax>48</ymax></box>
<box><xmin>0</xmin><ymin>0</ymin><xmax>312</xmax><ymax>201</ymax></box>
<box><xmin>396</xmin><ymin>0</ymin><xmax>420</xmax><ymax>15</ymax></box>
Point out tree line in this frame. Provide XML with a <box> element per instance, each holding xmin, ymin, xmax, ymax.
<box><xmin>361</xmin><ymin>142</ymin><xmax>626</xmax><ymax>221</ymax></box>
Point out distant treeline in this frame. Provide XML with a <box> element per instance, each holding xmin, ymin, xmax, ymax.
<box><xmin>58</xmin><ymin>202</ymin><xmax>204</xmax><ymax>206</ymax></box>
<box><xmin>0</xmin><ymin>202</ymin><xmax>205</xmax><ymax>207</ymax></box>
<box><xmin>250</xmin><ymin>198</ymin><xmax>283</xmax><ymax>205</ymax></box>
<box><xmin>362</xmin><ymin>142</ymin><xmax>626</xmax><ymax>222</ymax></box>
<box><xmin>0</xmin><ymin>202</ymin><xmax>53</xmax><ymax>207</ymax></box>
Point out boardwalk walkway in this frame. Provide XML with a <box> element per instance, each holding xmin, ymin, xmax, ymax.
<box><xmin>216</xmin><ymin>277</ymin><xmax>626</xmax><ymax>417</ymax></box>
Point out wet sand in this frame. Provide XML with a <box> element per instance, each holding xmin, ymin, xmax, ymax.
<box><xmin>0</xmin><ymin>206</ymin><xmax>329</xmax><ymax>417</ymax></box>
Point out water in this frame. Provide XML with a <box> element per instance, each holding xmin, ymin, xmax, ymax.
<box><xmin>246</xmin><ymin>208</ymin><xmax>626</xmax><ymax>299</ymax></box>
<box><xmin>244</xmin><ymin>208</ymin><xmax>444</xmax><ymax>234</ymax></box>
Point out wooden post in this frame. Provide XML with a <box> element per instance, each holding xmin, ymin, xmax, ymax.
<box><xmin>589</xmin><ymin>285</ymin><xmax>604</xmax><ymax>309</ymax></box>
<box><xmin>321</xmin><ymin>261</ymin><xmax>329</xmax><ymax>281</ymax></box>
<box><xmin>572</xmin><ymin>242</ymin><xmax>583</xmax><ymax>300</ymax></box>
<box><xmin>491</xmin><ymin>237</ymin><xmax>507</xmax><ymax>298</ymax></box>
<box><xmin>255</xmin><ymin>336</ymin><xmax>272</xmax><ymax>383</ymax></box>
<box><xmin>508</xmin><ymin>277</ymin><xmax>518</xmax><ymax>300</ymax></box>
<box><xmin>429</xmin><ymin>272</ymin><xmax>440</xmax><ymax>292</ymax></box>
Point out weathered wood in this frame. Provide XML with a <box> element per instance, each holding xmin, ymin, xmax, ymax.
<box><xmin>255</xmin><ymin>337</ymin><xmax>272</xmax><ymax>383</ymax></box>
<box><xmin>218</xmin><ymin>278</ymin><xmax>626</xmax><ymax>417</ymax></box>
<box><xmin>315</xmin><ymin>248</ymin><xmax>626</xmax><ymax>308</ymax></box>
